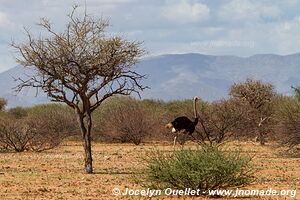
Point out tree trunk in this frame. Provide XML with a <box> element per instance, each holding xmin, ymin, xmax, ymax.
<box><xmin>257</xmin><ymin>117</ymin><xmax>267</xmax><ymax>145</ymax></box>
<box><xmin>77</xmin><ymin>112</ymin><xmax>93</xmax><ymax>174</ymax></box>
<box><xmin>258</xmin><ymin>131</ymin><xmax>265</xmax><ymax>145</ymax></box>
<box><xmin>258</xmin><ymin>117</ymin><xmax>268</xmax><ymax>145</ymax></box>
<box><xmin>256</xmin><ymin>127</ymin><xmax>265</xmax><ymax>145</ymax></box>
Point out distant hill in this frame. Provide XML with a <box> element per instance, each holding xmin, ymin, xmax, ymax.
<box><xmin>138</xmin><ymin>53</ymin><xmax>300</xmax><ymax>101</ymax></box>
<box><xmin>0</xmin><ymin>66</ymin><xmax>49</xmax><ymax>108</ymax></box>
<box><xmin>1</xmin><ymin>53</ymin><xmax>300</xmax><ymax>107</ymax></box>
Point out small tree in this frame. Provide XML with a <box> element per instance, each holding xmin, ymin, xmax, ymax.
<box><xmin>12</xmin><ymin>6</ymin><xmax>146</xmax><ymax>173</ymax></box>
<box><xmin>229</xmin><ymin>79</ymin><xmax>275</xmax><ymax>145</ymax></box>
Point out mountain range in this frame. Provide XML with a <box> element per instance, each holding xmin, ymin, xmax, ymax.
<box><xmin>1</xmin><ymin>53</ymin><xmax>300</xmax><ymax>108</ymax></box>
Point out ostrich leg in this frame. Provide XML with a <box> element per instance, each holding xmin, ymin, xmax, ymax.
<box><xmin>173</xmin><ymin>136</ymin><xmax>177</xmax><ymax>147</ymax></box>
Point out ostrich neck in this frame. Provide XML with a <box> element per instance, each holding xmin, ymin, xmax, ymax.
<box><xmin>193</xmin><ymin>98</ymin><xmax>198</xmax><ymax>119</ymax></box>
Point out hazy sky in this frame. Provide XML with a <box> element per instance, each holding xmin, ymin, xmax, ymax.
<box><xmin>1</xmin><ymin>0</ymin><xmax>300</xmax><ymax>72</ymax></box>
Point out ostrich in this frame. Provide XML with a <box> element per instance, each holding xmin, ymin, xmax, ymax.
<box><xmin>165</xmin><ymin>96</ymin><xmax>199</xmax><ymax>146</ymax></box>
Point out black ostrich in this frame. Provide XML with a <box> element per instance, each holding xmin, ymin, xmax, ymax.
<box><xmin>165</xmin><ymin>96</ymin><xmax>199</xmax><ymax>146</ymax></box>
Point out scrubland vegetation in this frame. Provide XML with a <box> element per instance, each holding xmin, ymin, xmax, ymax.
<box><xmin>3</xmin><ymin>79</ymin><xmax>298</xmax><ymax>150</ymax></box>
<box><xmin>1</xmin><ymin>90</ymin><xmax>299</xmax><ymax>189</ymax></box>
<box><xmin>0</xmin><ymin>79</ymin><xmax>300</xmax><ymax>198</ymax></box>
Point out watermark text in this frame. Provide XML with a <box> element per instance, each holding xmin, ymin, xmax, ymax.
<box><xmin>112</xmin><ymin>187</ymin><xmax>297</xmax><ymax>198</ymax></box>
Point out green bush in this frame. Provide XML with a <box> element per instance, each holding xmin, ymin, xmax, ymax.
<box><xmin>142</xmin><ymin>145</ymin><xmax>254</xmax><ymax>193</ymax></box>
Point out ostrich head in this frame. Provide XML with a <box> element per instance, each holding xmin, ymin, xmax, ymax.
<box><xmin>165</xmin><ymin>123</ymin><xmax>176</xmax><ymax>133</ymax></box>
<box><xmin>165</xmin><ymin>123</ymin><xmax>173</xmax><ymax>129</ymax></box>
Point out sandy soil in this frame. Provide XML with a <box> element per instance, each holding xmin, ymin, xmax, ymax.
<box><xmin>0</xmin><ymin>141</ymin><xmax>299</xmax><ymax>200</ymax></box>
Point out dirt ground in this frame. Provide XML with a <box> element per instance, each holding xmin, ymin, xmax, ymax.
<box><xmin>0</xmin><ymin>141</ymin><xmax>299</xmax><ymax>200</ymax></box>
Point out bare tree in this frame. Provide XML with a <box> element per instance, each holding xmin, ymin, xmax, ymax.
<box><xmin>102</xmin><ymin>99</ymin><xmax>155</xmax><ymax>145</ymax></box>
<box><xmin>0</xmin><ymin>106</ymin><xmax>76</xmax><ymax>152</ymax></box>
<box><xmin>194</xmin><ymin>99</ymin><xmax>244</xmax><ymax>145</ymax></box>
<box><xmin>28</xmin><ymin>106</ymin><xmax>78</xmax><ymax>152</ymax></box>
<box><xmin>229</xmin><ymin>79</ymin><xmax>275</xmax><ymax>145</ymax></box>
<box><xmin>12</xmin><ymin>6</ymin><xmax>146</xmax><ymax>173</ymax></box>
<box><xmin>0</xmin><ymin>118</ymin><xmax>35</xmax><ymax>152</ymax></box>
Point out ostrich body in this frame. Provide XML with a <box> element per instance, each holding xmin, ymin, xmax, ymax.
<box><xmin>166</xmin><ymin>96</ymin><xmax>199</xmax><ymax>146</ymax></box>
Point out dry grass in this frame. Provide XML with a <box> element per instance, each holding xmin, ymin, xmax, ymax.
<box><xmin>0</xmin><ymin>141</ymin><xmax>299</xmax><ymax>199</ymax></box>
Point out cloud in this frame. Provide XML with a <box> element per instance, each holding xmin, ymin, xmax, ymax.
<box><xmin>1</xmin><ymin>0</ymin><xmax>300</xmax><ymax>73</ymax></box>
<box><xmin>219</xmin><ymin>0</ymin><xmax>282</xmax><ymax>22</ymax></box>
<box><xmin>0</xmin><ymin>12</ymin><xmax>12</xmax><ymax>28</ymax></box>
<box><xmin>161</xmin><ymin>0</ymin><xmax>210</xmax><ymax>23</ymax></box>
<box><xmin>261</xmin><ymin>5</ymin><xmax>282</xmax><ymax>19</ymax></box>
<box><xmin>278</xmin><ymin>16</ymin><xmax>300</xmax><ymax>32</ymax></box>
<box><xmin>271</xmin><ymin>16</ymin><xmax>300</xmax><ymax>53</ymax></box>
